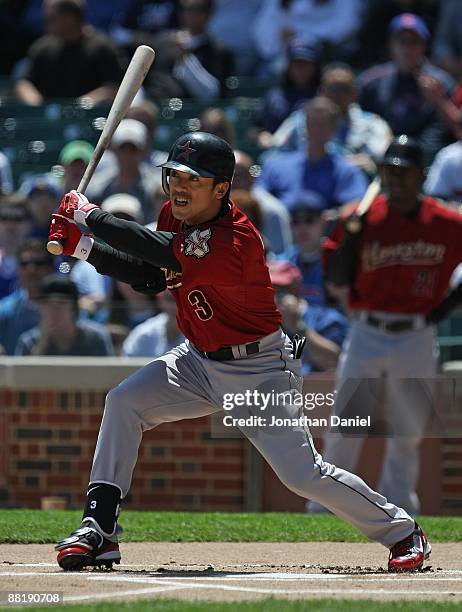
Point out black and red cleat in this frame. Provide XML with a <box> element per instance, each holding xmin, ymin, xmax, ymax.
<box><xmin>388</xmin><ymin>522</ymin><xmax>431</xmax><ymax>572</ymax></box>
<box><xmin>55</xmin><ymin>521</ymin><xmax>121</xmax><ymax>571</ymax></box>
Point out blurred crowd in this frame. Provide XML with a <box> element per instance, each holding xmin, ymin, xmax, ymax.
<box><xmin>1</xmin><ymin>0</ymin><xmax>462</xmax><ymax>363</ymax></box>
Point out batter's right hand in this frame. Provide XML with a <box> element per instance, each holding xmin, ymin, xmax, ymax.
<box><xmin>48</xmin><ymin>214</ymin><xmax>94</xmax><ymax>260</ymax></box>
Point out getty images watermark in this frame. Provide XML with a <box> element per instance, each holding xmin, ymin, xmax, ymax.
<box><xmin>221</xmin><ymin>390</ymin><xmax>371</xmax><ymax>429</ymax></box>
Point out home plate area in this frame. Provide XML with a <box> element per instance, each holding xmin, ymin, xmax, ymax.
<box><xmin>1</xmin><ymin>542</ymin><xmax>461</xmax><ymax>604</ymax></box>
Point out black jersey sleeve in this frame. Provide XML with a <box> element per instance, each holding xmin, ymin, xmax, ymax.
<box><xmin>86</xmin><ymin>209</ymin><xmax>181</xmax><ymax>272</ymax></box>
<box><xmin>88</xmin><ymin>241</ymin><xmax>167</xmax><ymax>295</ymax></box>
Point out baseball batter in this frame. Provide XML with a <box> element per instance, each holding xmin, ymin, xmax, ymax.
<box><xmin>48</xmin><ymin>132</ymin><xmax>430</xmax><ymax>573</ymax></box>
<box><xmin>309</xmin><ymin>135</ymin><xmax>462</xmax><ymax>515</ymax></box>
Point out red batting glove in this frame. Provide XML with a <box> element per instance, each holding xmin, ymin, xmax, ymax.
<box><xmin>49</xmin><ymin>214</ymin><xmax>95</xmax><ymax>259</ymax></box>
<box><xmin>56</xmin><ymin>190</ymin><xmax>100</xmax><ymax>226</ymax></box>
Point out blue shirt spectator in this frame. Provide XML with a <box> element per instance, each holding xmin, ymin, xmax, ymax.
<box><xmin>0</xmin><ymin>239</ymin><xmax>54</xmax><ymax>355</ymax></box>
<box><xmin>258</xmin><ymin>96</ymin><xmax>368</xmax><ymax>211</ymax></box>
<box><xmin>0</xmin><ymin>288</ymin><xmax>40</xmax><ymax>355</ymax></box>
<box><xmin>258</xmin><ymin>150</ymin><xmax>367</xmax><ymax>212</ymax></box>
<box><xmin>14</xmin><ymin>273</ymin><xmax>113</xmax><ymax>356</ymax></box>
<box><xmin>302</xmin><ymin>303</ymin><xmax>349</xmax><ymax>374</ymax></box>
<box><xmin>280</xmin><ymin>244</ymin><xmax>325</xmax><ymax>306</ymax></box>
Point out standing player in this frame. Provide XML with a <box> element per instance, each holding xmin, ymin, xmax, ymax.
<box><xmin>48</xmin><ymin>132</ymin><xmax>430</xmax><ymax>572</ymax></box>
<box><xmin>310</xmin><ymin>135</ymin><xmax>462</xmax><ymax>515</ymax></box>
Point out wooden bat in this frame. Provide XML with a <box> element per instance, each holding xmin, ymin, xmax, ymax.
<box><xmin>323</xmin><ymin>177</ymin><xmax>381</xmax><ymax>229</ymax></box>
<box><xmin>47</xmin><ymin>45</ymin><xmax>156</xmax><ymax>255</ymax></box>
<box><xmin>345</xmin><ymin>176</ymin><xmax>381</xmax><ymax>233</ymax></box>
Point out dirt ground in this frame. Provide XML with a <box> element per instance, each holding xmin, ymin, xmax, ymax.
<box><xmin>1</xmin><ymin>542</ymin><xmax>461</xmax><ymax>605</ymax></box>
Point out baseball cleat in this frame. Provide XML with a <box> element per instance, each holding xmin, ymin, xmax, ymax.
<box><xmin>388</xmin><ymin>522</ymin><xmax>431</xmax><ymax>572</ymax></box>
<box><xmin>55</xmin><ymin>521</ymin><xmax>121</xmax><ymax>571</ymax></box>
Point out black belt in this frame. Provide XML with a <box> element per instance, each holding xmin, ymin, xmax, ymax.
<box><xmin>366</xmin><ymin>315</ymin><xmax>418</xmax><ymax>333</ymax></box>
<box><xmin>199</xmin><ymin>341</ymin><xmax>260</xmax><ymax>361</ymax></box>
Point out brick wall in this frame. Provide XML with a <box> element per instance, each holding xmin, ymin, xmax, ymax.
<box><xmin>1</xmin><ymin>389</ymin><xmax>248</xmax><ymax>511</ymax></box>
<box><xmin>1</xmin><ymin>361</ymin><xmax>461</xmax><ymax>514</ymax></box>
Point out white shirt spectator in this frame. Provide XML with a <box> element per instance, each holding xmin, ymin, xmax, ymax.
<box><xmin>253</xmin><ymin>0</ymin><xmax>363</xmax><ymax>61</ymax></box>
<box><xmin>122</xmin><ymin>312</ymin><xmax>184</xmax><ymax>357</ymax></box>
<box><xmin>423</xmin><ymin>141</ymin><xmax>462</xmax><ymax>202</ymax></box>
<box><xmin>272</xmin><ymin>103</ymin><xmax>392</xmax><ymax>161</ymax></box>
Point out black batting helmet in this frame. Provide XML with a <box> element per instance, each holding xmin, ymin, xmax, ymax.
<box><xmin>381</xmin><ymin>135</ymin><xmax>424</xmax><ymax>168</ymax></box>
<box><xmin>158</xmin><ymin>131</ymin><xmax>235</xmax><ymax>199</ymax></box>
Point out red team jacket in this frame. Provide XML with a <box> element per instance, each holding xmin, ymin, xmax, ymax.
<box><xmin>157</xmin><ymin>200</ymin><xmax>281</xmax><ymax>352</ymax></box>
<box><xmin>323</xmin><ymin>194</ymin><xmax>462</xmax><ymax>315</ymax></box>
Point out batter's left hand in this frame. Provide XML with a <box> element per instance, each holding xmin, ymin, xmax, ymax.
<box><xmin>57</xmin><ymin>190</ymin><xmax>99</xmax><ymax>226</ymax></box>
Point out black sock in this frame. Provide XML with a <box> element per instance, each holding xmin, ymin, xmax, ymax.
<box><xmin>82</xmin><ymin>482</ymin><xmax>121</xmax><ymax>536</ymax></box>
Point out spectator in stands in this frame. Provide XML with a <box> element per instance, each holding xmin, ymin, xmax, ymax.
<box><xmin>58</xmin><ymin>140</ymin><xmax>94</xmax><ymax>193</ymax></box>
<box><xmin>279</xmin><ymin>192</ymin><xmax>328</xmax><ymax>306</ymax></box>
<box><xmin>0</xmin><ymin>239</ymin><xmax>54</xmax><ymax>355</ymax></box>
<box><xmin>146</xmin><ymin>0</ymin><xmax>233</xmax><ymax>99</ymax></box>
<box><xmin>20</xmin><ymin>175</ymin><xmax>61</xmax><ymax>240</ymax></box>
<box><xmin>357</xmin><ymin>13</ymin><xmax>456</xmax><ymax>162</ymax></box>
<box><xmin>199</xmin><ymin>108</ymin><xmax>237</xmax><ymax>148</ymax></box>
<box><xmin>208</xmin><ymin>0</ymin><xmax>262</xmax><ymax>76</ymax></box>
<box><xmin>269</xmin><ymin>260</ymin><xmax>348</xmax><ymax>374</ymax></box>
<box><xmin>232</xmin><ymin>150</ymin><xmax>292</xmax><ymax>255</ymax></box>
<box><xmin>15</xmin><ymin>273</ymin><xmax>113</xmax><ymax>355</ymax></box>
<box><xmin>86</xmin><ymin>118</ymin><xmax>160</xmax><ymax>223</ymax></box>
<box><xmin>271</xmin><ymin>63</ymin><xmax>393</xmax><ymax>177</ymax></box>
<box><xmin>0</xmin><ymin>195</ymin><xmax>32</xmax><ymax>299</ymax></box>
<box><xmin>122</xmin><ymin>290</ymin><xmax>184</xmax><ymax>357</ymax></box>
<box><xmin>0</xmin><ymin>152</ymin><xmax>14</xmax><ymax>195</ymax></box>
<box><xmin>424</xmin><ymin>135</ymin><xmax>462</xmax><ymax>203</ymax></box>
<box><xmin>15</xmin><ymin>0</ymin><xmax>124</xmax><ymax>105</ymax></box>
<box><xmin>253</xmin><ymin>0</ymin><xmax>363</xmax><ymax>71</ymax></box>
<box><xmin>251</xmin><ymin>39</ymin><xmax>321</xmax><ymax>148</ymax></box>
<box><xmin>257</xmin><ymin>96</ymin><xmax>368</xmax><ymax>212</ymax></box>
<box><xmin>357</xmin><ymin>0</ymin><xmax>438</xmax><ymax>69</ymax></box>
<box><xmin>432</xmin><ymin>0</ymin><xmax>462</xmax><ymax>79</ymax></box>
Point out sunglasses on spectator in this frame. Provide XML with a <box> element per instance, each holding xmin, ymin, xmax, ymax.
<box><xmin>291</xmin><ymin>214</ymin><xmax>321</xmax><ymax>225</ymax></box>
<box><xmin>19</xmin><ymin>258</ymin><xmax>51</xmax><ymax>268</ymax></box>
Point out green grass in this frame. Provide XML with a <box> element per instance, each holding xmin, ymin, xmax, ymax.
<box><xmin>3</xmin><ymin>599</ymin><xmax>462</xmax><ymax>612</ymax></box>
<box><xmin>0</xmin><ymin>510</ymin><xmax>461</xmax><ymax>544</ymax></box>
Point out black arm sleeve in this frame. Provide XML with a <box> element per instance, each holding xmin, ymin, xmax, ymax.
<box><xmin>86</xmin><ymin>209</ymin><xmax>181</xmax><ymax>272</ymax></box>
<box><xmin>427</xmin><ymin>284</ymin><xmax>462</xmax><ymax>324</ymax></box>
<box><xmin>88</xmin><ymin>241</ymin><xmax>167</xmax><ymax>294</ymax></box>
<box><xmin>325</xmin><ymin>230</ymin><xmax>362</xmax><ymax>286</ymax></box>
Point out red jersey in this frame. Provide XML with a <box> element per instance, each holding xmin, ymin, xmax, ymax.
<box><xmin>157</xmin><ymin>200</ymin><xmax>281</xmax><ymax>351</ymax></box>
<box><xmin>323</xmin><ymin>195</ymin><xmax>462</xmax><ymax>315</ymax></box>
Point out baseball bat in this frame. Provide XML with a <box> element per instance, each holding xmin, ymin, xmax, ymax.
<box><xmin>47</xmin><ymin>45</ymin><xmax>156</xmax><ymax>255</ymax></box>
<box><xmin>323</xmin><ymin>177</ymin><xmax>381</xmax><ymax>226</ymax></box>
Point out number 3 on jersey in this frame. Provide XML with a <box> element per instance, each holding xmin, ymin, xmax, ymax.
<box><xmin>188</xmin><ymin>290</ymin><xmax>214</xmax><ymax>321</ymax></box>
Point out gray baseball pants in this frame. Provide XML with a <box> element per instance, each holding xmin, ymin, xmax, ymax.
<box><xmin>308</xmin><ymin>320</ymin><xmax>436</xmax><ymax>515</ymax></box>
<box><xmin>90</xmin><ymin>328</ymin><xmax>414</xmax><ymax>547</ymax></box>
